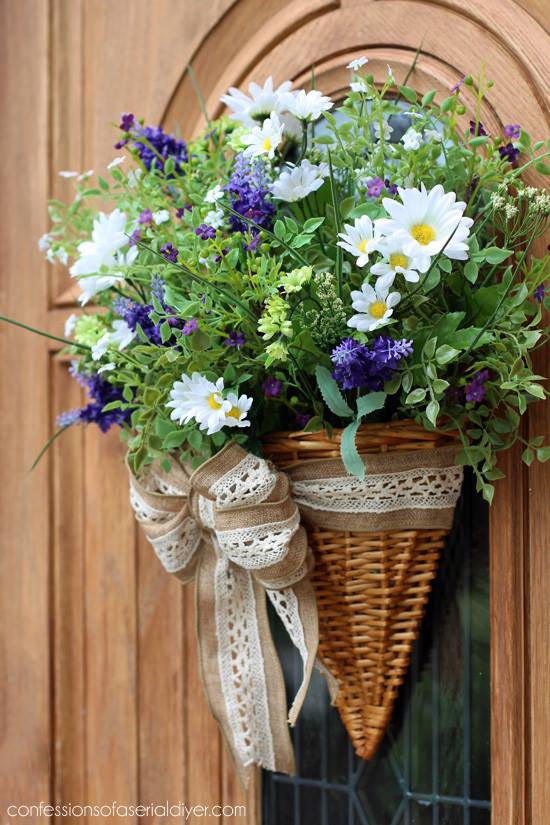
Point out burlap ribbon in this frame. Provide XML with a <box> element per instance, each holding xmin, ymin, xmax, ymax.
<box><xmin>128</xmin><ymin>442</ymin><xmax>318</xmax><ymax>785</ymax></box>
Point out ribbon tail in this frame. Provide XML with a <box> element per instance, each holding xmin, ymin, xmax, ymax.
<box><xmin>196</xmin><ymin>539</ymin><xmax>295</xmax><ymax>785</ymax></box>
<box><xmin>267</xmin><ymin>575</ymin><xmax>319</xmax><ymax>727</ymax></box>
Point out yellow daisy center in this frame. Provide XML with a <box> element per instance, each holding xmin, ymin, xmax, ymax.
<box><xmin>262</xmin><ymin>137</ymin><xmax>272</xmax><ymax>151</ymax></box>
<box><xmin>208</xmin><ymin>393</ymin><xmax>223</xmax><ymax>410</ymax></box>
<box><xmin>358</xmin><ymin>239</ymin><xmax>369</xmax><ymax>253</ymax></box>
<box><xmin>389</xmin><ymin>252</ymin><xmax>409</xmax><ymax>269</ymax></box>
<box><xmin>411</xmin><ymin>223</ymin><xmax>436</xmax><ymax>245</ymax></box>
<box><xmin>227</xmin><ymin>406</ymin><xmax>242</xmax><ymax>420</ymax></box>
<box><xmin>369</xmin><ymin>301</ymin><xmax>387</xmax><ymax>319</ymax></box>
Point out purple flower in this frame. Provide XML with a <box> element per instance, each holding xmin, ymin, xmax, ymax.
<box><xmin>176</xmin><ymin>205</ymin><xmax>192</xmax><ymax>218</ymax></box>
<box><xmin>262</xmin><ymin>377</ymin><xmax>283</xmax><ymax>398</ymax></box>
<box><xmin>499</xmin><ymin>143</ymin><xmax>520</xmax><ymax>164</ymax></box>
<box><xmin>138</xmin><ymin>209</ymin><xmax>153</xmax><ymax>225</ymax></box>
<box><xmin>366</xmin><ymin>176</ymin><xmax>385</xmax><ymax>198</ymax></box>
<box><xmin>58</xmin><ymin>366</ymin><xmax>131</xmax><ymax>433</ymax></box>
<box><xmin>195</xmin><ymin>224</ymin><xmax>216</xmax><ymax>240</ymax></box>
<box><xmin>224</xmin><ymin>330</ymin><xmax>246</xmax><ymax>349</ymax></box>
<box><xmin>131</xmin><ymin>124</ymin><xmax>188</xmax><ymax>175</ymax></box>
<box><xmin>331</xmin><ymin>335</ymin><xmax>413</xmax><ymax>391</ymax></box>
<box><xmin>182</xmin><ymin>318</ymin><xmax>198</xmax><ymax>335</ymax></box>
<box><xmin>535</xmin><ymin>283</ymin><xmax>545</xmax><ymax>303</ymax></box>
<box><xmin>504</xmin><ymin>124</ymin><xmax>521</xmax><ymax>139</ymax></box>
<box><xmin>151</xmin><ymin>274</ymin><xmax>165</xmax><ymax>302</ymax></box>
<box><xmin>451</xmin><ymin>77</ymin><xmax>465</xmax><ymax>93</ymax></box>
<box><xmin>57</xmin><ymin>408</ymin><xmax>82</xmax><ymax>428</ymax></box>
<box><xmin>128</xmin><ymin>229</ymin><xmax>141</xmax><ymax>247</ymax></box>
<box><xmin>465</xmin><ymin>369</ymin><xmax>490</xmax><ymax>403</ymax></box>
<box><xmin>225</xmin><ymin>154</ymin><xmax>275</xmax><ymax>239</ymax></box>
<box><xmin>160</xmin><ymin>243</ymin><xmax>178</xmax><ymax>262</ymax></box>
<box><xmin>114</xmin><ymin>297</ymin><xmax>163</xmax><ymax>345</ymax></box>
<box><xmin>295</xmin><ymin>412</ymin><xmax>312</xmax><ymax>429</ymax></box>
<box><xmin>384</xmin><ymin>179</ymin><xmax>398</xmax><ymax>195</ymax></box>
<box><xmin>470</xmin><ymin>120</ymin><xmax>487</xmax><ymax>137</ymax></box>
<box><xmin>119</xmin><ymin>113</ymin><xmax>135</xmax><ymax>132</ymax></box>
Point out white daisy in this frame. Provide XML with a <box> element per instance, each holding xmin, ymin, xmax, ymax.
<box><xmin>223</xmin><ymin>392</ymin><xmax>253</xmax><ymax>430</ymax></box>
<box><xmin>220</xmin><ymin>76</ymin><xmax>292</xmax><ymax>125</ymax></box>
<box><xmin>107</xmin><ymin>156</ymin><xmax>125</xmax><ymax>169</ymax></box>
<box><xmin>347</xmin><ymin>57</ymin><xmax>369</xmax><ymax>70</ymax></box>
<box><xmin>38</xmin><ymin>233</ymin><xmax>51</xmax><ymax>252</ymax></box>
<box><xmin>91</xmin><ymin>333</ymin><xmax>111</xmax><ymax>361</ymax></box>
<box><xmin>279</xmin><ymin>112</ymin><xmax>302</xmax><ymax>142</ymax></box>
<box><xmin>97</xmin><ymin>362</ymin><xmax>116</xmax><ymax>374</ymax></box>
<box><xmin>152</xmin><ymin>209</ymin><xmax>170</xmax><ymax>225</ymax></box>
<box><xmin>242</xmin><ymin>112</ymin><xmax>284</xmax><ymax>159</ymax></box>
<box><xmin>350</xmin><ymin>76</ymin><xmax>372</xmax><ymax>95</ymax></box>
<box><xmin>70</xmin><ymin>209</ymin><xmax>128</xmax><ymax>278</ymax></box>
<box><xmin>375</xmin><ymin>183</ymin><xmax>474</xmax><ymax>261</ymax></box>
<box><xmin>128</xmin><ymin>168</ymin><xmax>142</xmax><ymax>188</ymax></box>
<box><xmin>402</xmin><ymin>128</ymin><xmax>423</xmax><ymax>151</ymax></box>
<box><xmin>166</xmin><ymin>373</ymin><xmax>231</xmax><ymax>435</ymax></box>
<box><xmin>348</xmin><ymin>275</ymin><xmax>401</xmax><ymax>332</ymax></box>
<box><xmin>64</xmin><ymin>313</ymin><xmax>78</xmax><ymax>337</ymax></box>
<box><xmin>271</xmin><ymin>159</ymin><xmax>327</xmax><ymax>202</ymax></box>
<box><xmin>337</xmin><ymin>215</ymin><xmax>382</xmax><ymax>267</ymax></box>
<box><xmin>205</xmin><ymin>208</ymin><xmax>224</xmax><ymax>228</ymax></box>
<box><xmin>373</xmin><ymin>119</ymin><xmax>394</xmax><ymax>142</ymax></box>
<box><xmin>280</xmin><ymin>89</ymin><xmax>333</xmax><ymax>122</ymax></box>
<box><xmin>110</xmin><ymin>319</ymin><xmax>135</xmax><ymax>350</ymax></box>
<box><xmin>371</xmin><ymin>231</ymin><xmax>430</xmax><ymax>283</ymax></box>
<box><xmin>424</xmin><ymin>128</ymin><xmax>442</xmax><ymax>143</ymax></box>
<box><xmin>205</xmin><ymin>184</ymin><xmax>224</xmax><ymax>204</ymax></box>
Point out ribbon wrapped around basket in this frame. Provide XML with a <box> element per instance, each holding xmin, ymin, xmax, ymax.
<box><xmin>263</xmin><ymin>421</ymin><xmax>464</xmax><ymax>760</ymax></box>
<box><xmin>128</xmin><ymin>442</ymin><xmax>318</xmax><ymax>785</ymax></box>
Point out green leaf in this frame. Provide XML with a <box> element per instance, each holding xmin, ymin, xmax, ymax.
<box><xmin>438</xmin><ymin>257</ymin><xmax>452</xmax><ymax>273</ymax></box>
<box><xmin>405</xmin><ymin>388</ymin><xmax>427</xmax><ymax>404</ymax></box>
<box><xmin>163</xmin><ymin>430</ymin><xmax>188</xmax><ymax>449</ymax></box>
<box><xmin>435</xmin><ymin>344</ymin><xmax>460</xmax><ymax>365</ymax></box>
<box><xmin>432</xmin><ymin>379</ymin><xmax>450</xmax><ymax>394</ymax></box>
<box><xmin>274</xmin><ymin>219</ymin><xmax>286</xmax><ymax>240</ymax></box>
<box><xmin>285</xmin><ymin>217</ymin><xmax>299</xmax><ymax>235</ymax></box>
<box><xmin>341</xmin><ymin>418</ymin><xmax>365</xmax><ymax>479</ymax></box>
<box><xmin>423</xmin><ymin>337</ymin><xmax>437</xmax><ymax>359</ymax></box>
<box><xmin>398</xmin><ymin>85</ymin><xmax>417</xmax><ymax>103</ymax></box>
<box><xmin>426</xmin><ymin>399</ymin><xmax>440</xmax><ymax>426</ymax></box>
<box><xmin>535</xmin><ymin>160</ymin><xmax>550</xmax><ymax>175</ymax></box>
<box><xmin>464</xmin><ymin>260</ymin><xmax>478</xmax><ymax>283</ymax></box>
<box><xmin>536</xmin><ymin>446</ymin><xmax>550</xmax><ymax>462</ymax></box>
<box><xmin>315</xmin><ymin>365</ymin><xmax>353</xmax><ymax>418</ymax></box>
<box><xmin>522</xmin><ymin>446</ymin><xmax>535</xmax><ymax>465</ymax></box>
<box><xmin>469</xmin><ymin>136</ymin><xmax>490</xmax><ymax>146</ymax></box>
<box><xmin>422</xmin><ymin>90</ymin><xmax>436</xmax><ymax>106</ymax></box>
<box><xmin>98</xmin><ymin>176</ymin><xmax>109</xmax><ymax>191</ymax></box>
<box><xmin>439</xmin><ymin>95</ymin><xmax>455</xmax><ymax>112</ymax></box>
<box><xmin>340</xmin><ymin>196</ymin><xmax>356</xmax><ymax>218</ymax></box>
<box><xmin>525</xmin><ymin>383</ymin><xmax>546</xmax><ymax>399</ymax></box>
<box><xmin>483</xmin><ymin>247</ymin><xmax>513</xmax><ymax>264</ymax></box>
<box><xmin>356</xmin><ymin>391</ymin><xmax>386</xmax><ymax>418</ymax></box>
<box><xmin>315</xmin><ymin>135</ymin><xmax>335</xmax><ymax>145</ymax></box>
<box><xmin>303</xmin><ymin>217</ymin><xmax>325</xmax><ymax>233</ymax></box>
<box><xmin>187</xmin><ymin>429</ymin><xmax>203</xmax><ymax>450</ymax></box>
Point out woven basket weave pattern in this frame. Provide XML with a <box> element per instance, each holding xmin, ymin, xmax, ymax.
<box><xmin>264</xmin><ymin>421</ymin><xmax>457</xmax><ymax>760</ymax></box>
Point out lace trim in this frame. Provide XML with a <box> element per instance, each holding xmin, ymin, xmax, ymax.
<box><xmin>214</xmin><ymin>551</ymin><xmax>275</xmax><ymax>770</ymax></box>
<box><xmin>216</xmin><ymin>510</ymin><xmax>301</xmax><ymax>569</ymax></box>
<box><xmin>292</xmin><ymin>465</ymin><xmax>463</xmax><ymax>513</ymax></box>
<box><xmin>149</xmin><ymin>517</ymin><xmax>201</xmax><ymax>573</ymax></box>
<box><xmin>211</xmin><ymin>454</ymin><xmax>278</xmax><ymax>510</ymax></box>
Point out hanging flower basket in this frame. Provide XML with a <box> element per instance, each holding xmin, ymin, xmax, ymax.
<box><xmin>264</xmin><ymin>420</ymin><xmax>462</xmax><ymax>759</ymax></box>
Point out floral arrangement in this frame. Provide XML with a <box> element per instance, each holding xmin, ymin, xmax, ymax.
<box><xmin>33</xmin><ymin>63</ymin><xmax>550</xmax><ymax>502</ymax></box>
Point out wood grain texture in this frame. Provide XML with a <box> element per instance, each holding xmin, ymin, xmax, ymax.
<box><xmin>1</xmin><ymin>2</ymin><xmax>549</xmax><ymax>824</ymax></box>
<box><xmin>0</xmin><ymin>0</ymin><xmax>51</xmax><ymax>812</ymax></box>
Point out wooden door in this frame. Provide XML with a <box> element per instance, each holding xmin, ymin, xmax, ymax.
<box><xmin>1</xmin><ymin>1</ymin><xmax>548</xmax><ymax>824</ymax></box>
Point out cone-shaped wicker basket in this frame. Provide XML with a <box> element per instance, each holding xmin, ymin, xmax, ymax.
<box><xmin>263</xmin><ymin>420</ymin><xmax>460</xmax><ymax>760</ymax></box>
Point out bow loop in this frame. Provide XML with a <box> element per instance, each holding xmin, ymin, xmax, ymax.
<box><xmin>129</xmin><ymin>443</ymin><xmax>318</xmax><ymax>784</ymax></box>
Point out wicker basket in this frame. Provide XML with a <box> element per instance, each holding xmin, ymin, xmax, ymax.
<box><xmin>263</xmin><ymin>420</ymin><xmax>459</xmax><ymax>760</ymax></box>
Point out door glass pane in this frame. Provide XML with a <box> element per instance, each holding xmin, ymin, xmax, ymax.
<box><xmin>263</xmin><ymin>471</ymin><xmax>490</xmax><ymax>823</ymax></box>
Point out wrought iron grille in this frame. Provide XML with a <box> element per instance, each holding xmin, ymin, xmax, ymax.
<box><xmin>263</xmin><ymin>471</ymin><xmax>490</xmax><ymax>824</ymax></box>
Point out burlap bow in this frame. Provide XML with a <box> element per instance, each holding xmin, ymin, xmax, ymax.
<box><xmin>128</xmin><ymin>442</ymin><xmax>318</xmax><ymax>785</ymax></box>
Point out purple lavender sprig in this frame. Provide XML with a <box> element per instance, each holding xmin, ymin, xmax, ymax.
<box><xmin>331</xmin><ymin>336</ymin><xmax>413</xmax><ymax>391</ymax></box>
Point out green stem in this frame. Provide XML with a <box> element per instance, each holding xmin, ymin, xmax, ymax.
<box><xmin>30</xmin><ymin>427</ymin><xmax>69</xmax><ymax>471</ymax></box>
<box><xmin>0</xmin><ymin>314</ymin><xmax>90</xmax><ymax>351</ymax></box>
